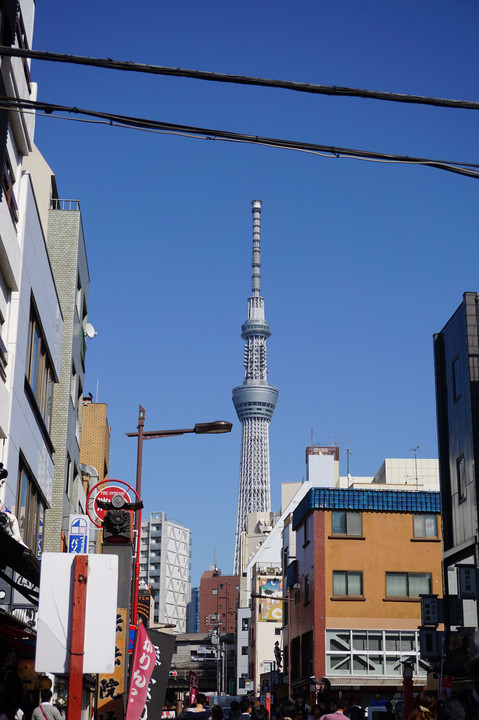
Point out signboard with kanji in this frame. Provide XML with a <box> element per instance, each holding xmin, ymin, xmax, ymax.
<box><xmin>457</xmin><ymin>565</ymin><xmax>478</xmax><ymax>599</ymax></box>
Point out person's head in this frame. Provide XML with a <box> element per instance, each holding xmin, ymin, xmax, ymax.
<box><xmin>333</xmin><ymin>699</ymin><xmax>347</xmax><ymax>712</ymax></box>
<box><xmin>40</xmin><ymin>690</ymin><xmax>53</xmax><ymax>703</ymax></box>
<box><xmin>296</xmin><ymin>711</ymin><xmax>304</xmax><ymax>720</ymax></box>
<box><xmin>280</xmin><ymin>700</ymin><xmax>296</xmax><ymax>719</ymax></box>
<box><xmin>196</xmin><ymin>694</ymin><xmax>207</xmax><ymax>709</ymax></box>
<box><xmin>312</xmin><ymin>705</ymin><xmax>322</xmax><ymax>719</ymax></box>
<box><xmin>240</xmin><ymin>700</ymin><xmax>253</xmax><ymax>715</ymax></box>
<box><xmin>295</xmin><ymin>693</ymin><xmax>305</xmax><ymax>708</ymax></box>
<box><xmin>385</xmin><ymin>703</ymin><xmax>392</xmax><ymax>712</ymax></box>
<box><xmin>230</xmin><ymin>701</ymin><xmax>240</xmax><ymax>715</ymax></box>
<box><xmin>412</xmin><ymin>692</ymin><xmax>436</xmax><ymax>716</ymax></box>
<box><xmin>252</xmin><ymin>707</ymin><xmax>267</xmax><ymax>720</ymax></box>
<box><xmin>212</xmin><ymin>706</ymin><xmax>224</xmax><ymax>720</ymax></box>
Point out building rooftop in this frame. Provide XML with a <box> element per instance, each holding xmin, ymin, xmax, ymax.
<box><xmin>292</xmin><ymin>487</ymin><xmax>441</xmax><ymax>530</ymax></box>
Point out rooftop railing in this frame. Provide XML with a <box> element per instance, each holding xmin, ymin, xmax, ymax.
<box><xmin>50</xmin><ymin>199</ymin><xmax>80</xmax><ymax>211</ymax></box>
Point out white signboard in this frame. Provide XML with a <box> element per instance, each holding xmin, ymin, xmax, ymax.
<box><xmin>35</xmin><ymin>553</ymin><xmax>118</xmax><ymax>673</ymax></box>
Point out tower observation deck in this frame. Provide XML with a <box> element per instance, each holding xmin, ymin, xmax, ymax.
<box><xmin>232</xmin><ymin>200</ymin><xmax>278</xmax><ymax>574</ymax></box>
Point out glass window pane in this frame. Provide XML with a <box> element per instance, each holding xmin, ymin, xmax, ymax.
<box><xmin>332</xmin><ymin>511</ymin><xmax>346</xmax><ymax>534</ymax></box>
<box><xmin>399</xmin><ymin>632</ymin><xmax>415</xmax><ymax>651</ymax></box>
<box><xmin>348</xmin><ymin>572</ymin><xmax>362</xmax><ymax>595</ymax></box>
<box><xmin>327</xmin><ymin>631</ymin><xmax>350</xmax><ymax>652</ymax></box>
<box><xmin>333</xmin><ymin>572</ymin><xmax>347</xmax><ymax>595</ymax></box>
<box><xmin>367</xmin><ymin>655</ymin><xmax>383</xmax><ymax>674</ymax></box>
<box><xmin>425</xmin><ymin>516</ymin><xmax>437</xmax><ymax>537</ymax></box>
<box><xmin>327</xmin><ymin>654</ymin><xmax>350</xmax><ymax>674</ymax></box>
<box><xmin>409</xmin><ymin>573</ymin><xmax>431</xmax><ymax>596</ymax></box>
<box><xmin>385</xmin><ymin>632</ymin><xmax>400</xmax><ymax>651</ymax></box>
<box><xmin>352</xmin><ymin>632</ymin><xmax>367</xmax><ymax>651</ymax></box>
<box><xmin>368</xmin><ymin>632</ymin><xmax>383</xmax><ymax>651</ymax></box>
<box><xmin>385</xmin><ymin>655</ymin><xmax>402</xmax><ymax>675</ymax></box>
<box><xmin>347</xmin><ymin>512</ymin><xmax>362</xmax><ymax>536</ymax></box>
<box><xmin>386</xmin><ymin>573</ymin><xmax>407</xmax><ymax>596</ymax></box>
<box><xmin>353</xmin><ymin>654</ymin><xmax>368</xmax><ymax>674</ymax></box>
<box><xmin>413</xmin><ymin>515</ymin><xmax>424</xmax><ymax>537</ymax></box>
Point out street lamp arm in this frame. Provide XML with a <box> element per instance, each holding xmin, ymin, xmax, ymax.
<box><xmin>126</xmin><ymin>421</ymin><xmax>232</xmax><ymax>440</ymax></box>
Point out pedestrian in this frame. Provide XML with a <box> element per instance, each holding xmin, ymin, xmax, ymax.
<box><xmin>229</xmin><ymin>702</ymin><xmax>241</xmax><ymax>720</ymax></box>
<box><xmin>31</xmin><ymin>691</ymin><xmax>62</xmax><ymax>720</ymax></box>
<box><xmin>186</xmin><ymin>695</ymin><xmax>211</xmax><ymax>720</ymax></box>
<box><xmin>383</xmin><ymin>702</ymin><xmax>395</xmax><ymax>720</ymax></box>
<box><xmin>438</xmin><ymin>632</ymin><xmax>479</xmax><ymax>718</ymax></box>
<box><xmin>407</xmin><ymin>692</ymin><xmax>436</xmax><ymax>720</ymax></box>
<box><xmin>211</xmin><ymin>706</ymin><xmax>224</xmax><ymax>720</ymax></box>
<box><xmin>319</xmin><ymin>699</ymin><xmax>347</xmax><ymax>720</ymax></box>
<box><xmin>240</xmin><ymin>700</ymin><xmax>253</xmax><ymax>719</ymax></box>
<box><xmin>280</xmin><ymin>701</ymin><xmax>296</xmax><ymax>720</ymax></box>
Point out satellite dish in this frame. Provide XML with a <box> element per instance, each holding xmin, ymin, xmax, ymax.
<box><xmin>85</xmin><ymin>322</ymin><xmax>97</xmax><ymax>339</ymax></box>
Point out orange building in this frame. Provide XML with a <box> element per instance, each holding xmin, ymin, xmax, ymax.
<box><xmin>284</xmin><ymin>487</ymin><xmax>442</xmax><ymax>705</ymax></box>
<box><xmin>80</xmin><ymin>397</ymin><xmax>110</xmax><ymax>494</ymax></box>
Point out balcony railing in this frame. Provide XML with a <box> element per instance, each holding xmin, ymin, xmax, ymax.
<box><xmin>50</xmin><ymin>199</ymin><xmax>80</xmax><ymax>211</ymax></box>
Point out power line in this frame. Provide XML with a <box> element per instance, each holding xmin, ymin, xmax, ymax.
<box><xmin>2</xmin><ymin>95</ymin><xmax>478</xmax><ymax>179</ymax></box>
<box><xmin>1</xmin><ymin>45</ymin><xmax>479</xmax><ymax>111</ymax></box>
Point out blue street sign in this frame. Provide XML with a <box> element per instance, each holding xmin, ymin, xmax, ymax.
<box><xmin>68</xmin><ymin>515</ymin><xmax>90</xmax><ymax>554</ymax></box>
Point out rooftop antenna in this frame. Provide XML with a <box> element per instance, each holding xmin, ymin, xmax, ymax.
<box><xmin>346</xmin><ymin>448</ymin><xmax>352</xmax><ymax>478</ymax></box>
<box><xmin>409</xmin><ymin>445</ymin><xmax>420</xmax><ymax>491</ymax></box>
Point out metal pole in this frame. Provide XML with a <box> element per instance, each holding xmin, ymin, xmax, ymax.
<box><xmin>68</xmin><ymin>555</ymin><xmax>88</xmax><ymax>720</ymax></box>
<box><xmin>132</xmin><ymin>405</ymin><xmax>145</xmax><ymax>625</ymax></box>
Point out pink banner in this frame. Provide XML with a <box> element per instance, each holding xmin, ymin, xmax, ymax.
<box><xmin>126</xmin><ymin>623</ymin><xmax>156</xmax><ymax>720</ymax></box>
<box><xmin>189</xmin><ymin>670</ymin><xmax>199</xmax><ymax>705</ymax></box>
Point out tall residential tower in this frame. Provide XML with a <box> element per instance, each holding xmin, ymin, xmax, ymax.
<box><xmin>232</xmin><ymin>200</ymin><xmax>278</xmax><ymax>573</ymax></box>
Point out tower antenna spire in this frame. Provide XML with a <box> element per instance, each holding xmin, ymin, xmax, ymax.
<box><xmin>232</xmin><ymin>201</ymin><xmax>279</xmax><ymax>575</ymax></box>
<box><xmin>251</xmin><ymin>199</ymin><xmax>262</xmax><ymax>297</ymax></box>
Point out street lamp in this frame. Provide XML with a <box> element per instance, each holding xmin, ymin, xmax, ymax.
<box><xmin>126</xmin><ymin>406</ymin><xmax>232</xmax><ymax>625</ymax></box>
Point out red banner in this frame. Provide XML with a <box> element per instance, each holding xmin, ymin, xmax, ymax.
<box><xmin>126</xmin><ymin>623</ymin><xmax>156</xmax><ymax>720</ymax></box>
<box><xmin>189</xmin><ymin>670</ymin><xmax>199</xmax><ymax>705</ymax></box>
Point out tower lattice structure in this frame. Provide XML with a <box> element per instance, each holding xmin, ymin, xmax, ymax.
<box><xmin>232</xmin><ymin>200</ymin><xmax>278</xmax><ymax>574</ymax></box>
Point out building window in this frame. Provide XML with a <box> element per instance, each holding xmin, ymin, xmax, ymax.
<box><xmin>385</xmin><ymin>572</ymin><xmax>431</xmax><ymax>598</ymax></box>
<box><xmin>65</xmin><ymin>455</ymin><xmax>71</xmax><ymax>498</ymax></box>
<box><xmin>26</xmin><ymin>303</ymin><xmax>55</xmax><ymax>431</ymax></box>
<box><xmin>212</xmin><ymin>589</ymin><xmax>218</xmax><ymax>595</ymax></box>
<box><xmin>326</xmin><ymin>629</ymin><xmax>427</xmax><ymax>677</ymax></box>
<box><xmin>242</xmin><ymin>618</ymin><xmax>249</xmax><ymax>631</ymax></box>
<box><xmin>3</xmin><ymin>154</ymin><xmax>18</xmax><ymax>226</ymax></box>
<box><xmin>304</xmin><ymin>574</ymin><xmax>310</xmax><ymax>604</ymax></box>
<box><xmin>332</xmin><ymin>511</ymin><xmax>362</xmax><ymax>536</ymax></box>
<box><xmin>242</xmin><ymin>646</ymin><xmax>248</xmax><ymax>655</ymax></box>
<box><xmin>16</xmin><ymin>460</ymin><xmax>46</xmax><ymax>558</ymax></box>
<box><xmin>457</xmin><ymin>455</ymin><xmax>466</xmax><ymax>502</ymax></box>
<box><xmin>303</xmin><ymin>515</ymin><xmax>310</xmax><ymax>546</ymax></box>
<box><xmin>452</xmin><ymin>356</ymin><xmax>461</xmax><ymax>402</ymax></box>
<box><xmin>333</xmin><ymin>571</ymin><xmax>363</xmax><ymax>597</ymax></box>
<box><xmin>413</xmin><ymin>514</ymin><xmax>438</xmax><ymax>538</ymax></box>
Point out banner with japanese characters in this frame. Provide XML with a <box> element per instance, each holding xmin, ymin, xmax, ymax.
<box><xmin>97</xmin><ymin>608</ymin><xmax>128</xmax><ymax>720</ymax></box>
<box><xmin>189</xmin><ymin>670</ymin><xmax>199</xmax><ymax>705</ymax></box>
<box><xmin>126</xmin><ymin>623</ymin><xmax>156</xmax><ymax>720</ymax></box>
<box><xmin>139</xmin><ymin>629</ymin><xmax>176</xmax><ymax>720</ymax></box>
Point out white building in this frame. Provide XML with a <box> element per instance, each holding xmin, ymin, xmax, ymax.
<box><xmin>0</xmin><ymin>0</ymin><xmax>63</xmax><ymax>563</ymax></box>
<box><xmin>140</xmin><ymin>511</ymin><xmax>191</xmax><ymax>633</ymax></box>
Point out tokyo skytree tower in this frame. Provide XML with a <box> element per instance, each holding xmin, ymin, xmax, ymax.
<box><xmin>232</xmin><ymin>200</ymin><xmax>278</xmax><ymax>574</ymax></box>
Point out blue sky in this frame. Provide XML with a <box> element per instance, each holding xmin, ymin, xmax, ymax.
<box><xmin>31</xmin><ymin>0</ymin><xmax>479</xmax><ymax>584</ymax></box>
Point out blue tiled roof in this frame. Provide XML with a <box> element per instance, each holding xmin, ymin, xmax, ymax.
<box><xmin>292</xmin><ymin>487</ymin><xmax>441</xmax><ymax>530</ymax></box>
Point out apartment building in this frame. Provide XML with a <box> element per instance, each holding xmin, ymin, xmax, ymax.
<box><xmin>140</xmin><ymin>511</ymin><xmax>191</xmax><ymax>632</ymax></box>
<box><xmin>285</xmin><ymin>487</ymin><xmax>442</xmax><ymax>706</ymax></box>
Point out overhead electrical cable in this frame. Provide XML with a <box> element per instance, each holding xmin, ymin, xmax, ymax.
<box><xmin>2</xmin><ymin>95</ymin><xmax>478</xmax><ymax>179</ymax></box>
<box><xmin>1</xmin><ymin>45</ymin><xmax>479</xmax><ymax>111</ymax></box>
